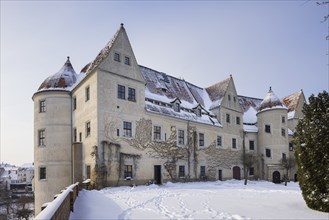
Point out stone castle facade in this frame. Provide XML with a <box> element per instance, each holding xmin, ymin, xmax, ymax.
<box><xmin>32</xmin><ymin>24</ymin><xmax>306</xmax><ymax>214</ymax></box>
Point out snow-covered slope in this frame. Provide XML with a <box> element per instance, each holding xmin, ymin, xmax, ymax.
<box><xmin>69</xmin><ymin>180</ymin><xmax>327</xmax><ymax>220</ymax></box>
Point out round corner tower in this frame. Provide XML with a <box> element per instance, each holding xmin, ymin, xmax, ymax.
<box><xmin>32</xmin><ymin>57</ymin><xmax>77</xmax><ymax>215</ymax></box>
<box><xmin>256</xmin><ymin>87</ymin><xmax>289</xmax><ymax>182</ymax></box>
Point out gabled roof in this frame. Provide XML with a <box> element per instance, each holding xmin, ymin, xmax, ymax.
<box><xmin>206</xmin><ymin>77</ymin><xmax>230</xmax><ymax>104</ymax></box>
<box><xmin>238</xmin><ymin>95</ymin><xmax>263</xmax><ymax>112</ymax></box>
<box><xmin>38</xmin><ymin>57</ymin><xmax>78</xmax><ymax>91</ymax></box>
<box><xmin>282</xmin><ymin>90</ymin><xmax>303</xmax><ymax>112</ymax></box>
<box><xmin>83</xmin><ymin>25</ymin><xmax>122</xmax><ymax>75</ymax></box>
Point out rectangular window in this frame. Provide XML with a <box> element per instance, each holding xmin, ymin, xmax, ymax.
<box><xmin>86</xmin><ymin>165</ymin><xmax>91</xmax><ymax>179</ymax></box>
<box><xmin>265</xmin><ymin>124</ymin><xmax>271</xmax><ymax>133</ymax></box>
<box><xmin>249</xmin><ymin>140</ymin><xmax>255</xmax><ymax>150</ymax></box>
<box><xmin>217</xmin><ymin>135</ymin><xmax>222</xmax><ymax>147</ymax></box>
<box><xmin>124</xmin><ymin>165</ymin><xmax>132</xmax><ymax>178</ymax></box>
<box><xmin>79</xmin><ymin>132</ymin><xmax>82</xmax><ymax>142</ymax></box>
<box><xmin>118</xmin><ymin>85</ymin><xmax>125</xmax><ymax>99</ymax></box>
<box><xmin>226</xmin><ymin>113</ymin><xmax>230</xmax><ymax>123</ymax></box>
<box><xmin>86</xmin><ymin>121</ymin><xmax>91</xmax><ymax>137</ymax></box>
<box><xmin>39</xmin><ymin>167</ymin><xmax>46</xmax><ymax>180</ymax></box>
<box><xmin>281</xmin><ymin>128</ymin><xmax>286</xmax><ymax>137</ymax></box>
<box><xmin>128</xmin><ymin>87</ymin><xmax>136</xmax><ymax>102</ymax></box>
<box><xmin>289</xmin><ymin>142</ymin><xmax>294</xmax><ymax>151</ymax></box>
<box><xmin>232</xmin><ymin>138</ymin><xmax>237</xmax><ymax>149</ymax></box>
<box><xmin>154</xmin><ymin>126</ymin><xmax>161</xmax><ymax>141</ymax></box>
<box><xmin>124</xmin><ymin>56</ymin><xmax>130</xmax><ymax>65</ymax></box>
<box><xmin>249</xmin><ymin>167</ymin><xmax>254</xmax><ymax>176</ymax></box>
<box><xmin>179</xmin><ymin>165</ymin><xmax>185</xmax><ymax>178</ymax></box>
<box><xmin>73</xmin><ymin>97</ymin><xmax>77</xmax><ymax>110</ymax></box>
<box><xmin>175</xmin><ymin>103</ymin><xmax>180</xmax><ymax>112</ymax></box>
<box><xmin>282</xmin><ymin>153</ymin><xmax>287</xmax><ymax>160</ymax></box>
<box><xmin>38</xmin><ymin>129</ymin><xmax>45</xmax><ymax>146</ymax></box>
<box><xmin>200</xmin><ymin>166</ymin><xmax>206</xmax><ymax>177</ymax></box>
<box><xmin>282</xmin><ymin>116</ymin><xmax>286</xmax><ymax>124</ymax></box>
<box><xmin>123</xmin><ymin>121</ymin><xmax>132</xmax><ymax>137</ymax></box>
<box><xmin>39</xmin><ymin>100</ymin><xmax>46</xmax><ymax>113</ymax></box>
<box><xmin>236</xmin><ymin>116</ymin><xmax>240</xmax><ymax>125</ymax></box>
<box><xmin>114</xmin><ymin>52</ymin><xmax>121</xmax><ymax>62</ymax></box>
<box><xmin>178</xmin><ymin>129</ymin><xmax>184</xmax><ymax>145</ymax></box>
<box><xmin>199</xmin><ymin>133</ymin><xmax>204</xmax><ymax>147</ymax></box>
<box><xmin>73</xmin><ymin>128</ymin><xmax>77</xmax><ymax>142</ymax></box>
<box><xmin>266</xmin><ymin>148</ymin><xmax>271</xmax><ymax>158</ymax></box>
<box><xmin>85</xmin><ymin>86</ymin><xmax>90</xmax><ymax>102</ymax></box>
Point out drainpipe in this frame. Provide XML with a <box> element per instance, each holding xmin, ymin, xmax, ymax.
<box><xmin>187</xmin><ymin>120</ymin><xmax>190</xmax><ymax>180</ymax></box>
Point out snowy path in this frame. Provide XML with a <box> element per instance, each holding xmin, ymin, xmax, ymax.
<box><xmin>69</xmin><ymin>180</ymin><xmax>328</xmax><ymax>220</ymax></box>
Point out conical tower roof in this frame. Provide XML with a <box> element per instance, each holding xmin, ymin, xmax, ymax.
<box><xmin>38</xmin><ymin>57</ymin><xmax>77</xmax><ymax>91</ymax></box>
<box><xmin>258</xmin><ymin>87</ymin><xmax>286</xmax><ymax>112</ymax></box>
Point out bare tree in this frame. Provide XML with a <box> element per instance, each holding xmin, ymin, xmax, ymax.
<box><xmin>280</xmin><ymin>157</ymin><xmax>295</xmax><ymax>186</ymax></box>
<box><xmin>241</xmin><ymin>153</ymin><xmax>258</xmax><ymax>185</ymax></box>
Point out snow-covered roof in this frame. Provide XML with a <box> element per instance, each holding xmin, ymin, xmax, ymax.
<box><xmin>243</xmin><ymin>124</ymin><xmax>258</xmax><ymax>133</ymax></box>
<box><xmin>243</xmin><ymin>106</ymin><xmax>258</xmax><ymax>124</ymax></box>
<box><xmin>258</xmin><ymin>87</ymin><xmax>287</xmax><ymax>112</ymax></box>
<box><xmin>38</xmin><ymin>57</ymin><xmax>78</xmax><ymax>91</ymax></box>
<box><xmin>206</xmin><ymin>77</ymin><xmax>230</xmax><ymax>109</ymax></box>
<box><xmin>282</xmin><ymin>90</ymin><xmax>303</xmax><ymax>113</ymax></box>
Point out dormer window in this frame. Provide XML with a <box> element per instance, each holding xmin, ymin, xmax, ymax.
<box><xmin>175</xmin><ymin>103</ymin><xmax>180</xmax><ymax>112</ymax></box>
<box><xmin>197</xmin><ymin>108</ymin><xmax>202</xmax><ymax>117</ymax></box>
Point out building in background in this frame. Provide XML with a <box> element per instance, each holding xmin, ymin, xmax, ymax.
<box><xmin>32</xmin><ymin>24</ymin><xmax>306</xmax><ymax>215</ymax></box>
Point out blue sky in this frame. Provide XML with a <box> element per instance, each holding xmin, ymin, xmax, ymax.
<box><xmin>1</xmin><ymin>1</ymin><xmax>328</xmax><ymax>166</ymax></box>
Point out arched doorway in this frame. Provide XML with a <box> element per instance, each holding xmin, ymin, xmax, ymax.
<box><xmin>272</xmin><ymin>171</ymin><xmax>281</xmax><ymax>184</ymax></box>
<box><xmin>233</xmin><ymin>166</ymin><xmax>241</xmax><ymax>180</ymax></box>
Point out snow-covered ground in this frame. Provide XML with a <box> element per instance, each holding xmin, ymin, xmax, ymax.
<box><xmin>70</xmin><ymin>180</ymin><xmax>328</xmax><ymax>220</ymax></box>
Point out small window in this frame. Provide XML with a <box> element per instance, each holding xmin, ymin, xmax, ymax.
<box><xmin>86</xmin><ymin>165</ymin><xmax>91</xmax><ymax>179</ymax></box>
<box><xmin>85</xmin><ymin>86</ymin><xmax>90</xmax><ymax>102</ymax></box>
<box><xmin>128</xmin><ymin>87</ymin><xmax>136</xmax><ymax>102</ymax></box>
<box><xmin>197</xmin><ymin>108</ymin><xmax>202</xmax><ymax>117</ymax></box>
<box><xmin>217</xmin><ymin>136</ymin><xmax>222</xmax><ymax>147</ymax></box>
<box><xmin>265</xmin><ymin>124</ymin><xmax>271</xmax><ymax>133</ymax></box>
<box><xmin>249</xmin><ymin>167</ymin><xmax>254</xmax><ymax>176</ymax></box>
<box><xmin>289</xmin><ymin>142</ymin><xmax>294</xmax><ymax>151</ymax></box>
<box><xmin>79</xmin><ymin>132</ymin><xmax>82</xmax><ymax>142</ymax></box>
<box><xmin>118</xmin><ymin>85</ymin><xmax>125</xmax><ymax>99</ymax></box>
<box><xmin>124</xmin><ymin>56</ymin><xmax>130</xmax><ymax>65</ymax></box>
<box><xmin>249</xmin><ymin>140</ymin><xmax>255</xmax><ymax>150</ymax></box>
<box><xmin>73</xmin><ymin>97</ymin><xmax>77</xmax><ymax>110</ymax></box>
<box><xmin>232</xmin><ymin>138</ymin><xmax>237</xmax><ymax>149</ymax></box>
<box><xmin>124</xmin><ymin>165</ymin><xmax>132</xmax><ymax>178</ymax></box>
<box><xmin>123</xmin><ymin>121</ymin><xmax>132</xmax><ymax>137</ymax></box>
<box><xmin>73</xmin><ymin>128</ymin><xmax>77</xmax><ymax>142</ymax></box>
<box><xmin>86</xmin><ymin>121</ymin><xmax>91</xmax><ymax>137</ymax></box>
<box><xmin>39</xmin><ymin>100</ymin><xmax>46</xmax><ymax>113</ymax></box>
<box><xmin>236</xmin><ymin>116</ymin><xmax>240</xmax><ymax>125</ymax></box>
<box><xmin>39</xmin><ymin>167</ymin><xmax>46</xmax><ymax>180</ymax></box>
<box><xmin>179</xmin><ymin>165</ymin><xmax>185</xmax><ymax>178</ymax></box>
<box><xmin>175</xmin><ymin>103</ymin><xmax>180</xmax><ymax>112</ymax></box>
<box><xmin>226</xmin><ymin>114</ymin><xmax>230</xmax><ymax>123</ymax></box>
<box><xmin>228</xmin><ymin>94</ymin><xmax>231</xmax><ymax>101</ymax></box>
<box><xmin>38</xmin><ymin>129</ymin><xmax>46</xmax><ymax>146</ymax></box>
<box><xmin>233</xmin><ymin>96</ymin><xmax>236</xmax><ymax>102</ymax></box>
<box><xmin>282</xmin><ymin>153</ymin><xmax>287</xmax><ymax>160</ymax></box>
<box><xmin>178</xmin><ymin>129</ymin><xmax>184</xmax><ymax>145</ymax></box>
<box><xmin>266</xmin><ymin>148</ymin><xmax>271</xmax><ymax>158</ymax></box>
<box><xmin>200</xmin><ymin>166</ymin><xmax>206</xmax><ymax>177</ymax></box>
<box><xmin>281</xmin><ymin>128</ymin><xmax>286</xmax><ymax>137</ymax></box>
<box><xmin>154</xmin><ymin>126</ymin><xmax>161</xmax><ymax>141</ymax></box>
<box><xmin>114</xmin><ymin>52</ymin><xmax>121</xmax><ymax>62</ymax></box>
<box><xmin>282</xmin><ymin>116</ymin><xmax>286</xmax><ymax>124</ymax></box>
<box><xmin>199</xmin><ymin>133</ymin><xmax>204</xmax><ymax>147</ymax></box>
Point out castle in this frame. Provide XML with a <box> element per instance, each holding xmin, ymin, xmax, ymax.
<box><xmin>33</xmin><ymin>24</ymin><xmax>306</xmax><ymax>214</ymax></box>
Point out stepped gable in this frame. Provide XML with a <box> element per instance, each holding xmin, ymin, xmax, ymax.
<box><xmin>38</xmin><ymin>57</ymin><xmax>77</xmax><ymax>91</ymax></box>
<box><xmin>83</xmin><ymin>25</ymin><xmax>122</xmax><ymax>74</ymax></box>
<box><xmin>238</xmin><ymin>95</ymin><xmax>263</xmax><ymax>112</ymax></box>
<box><xmin>282</xmin><ymin>90</ymin><xmax>302</xmax><ymax>112</ymax></box>
<box><xmin>258</xmin><ymin>87</ymin><xmax>285</xmax><ymax>111</ymax></box>
<box><xmin>206</xmin><ymin>77</ymin><xmax>230</xmax><ymax>103</ymax></box>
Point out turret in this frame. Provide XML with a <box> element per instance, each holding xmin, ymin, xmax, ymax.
<box><xmin>32</xmin><ymin>57</ymin><xmax>77</xmax><ymax>214</ymax></box>
<box><xmin>256</xmin><ymin>87</ymin><xmax>289</xmax><ymax>182</ymax></box>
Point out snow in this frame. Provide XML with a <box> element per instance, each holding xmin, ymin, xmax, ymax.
<box><xmin>243</xmin><ymin>107</ymin><xmax>257</xmax><ymax>124</ymax></box>
<box><xmin>243</xmin><ymin>125</ymin><xmax>258</xmax><ymax>133</ymax></box>
<box><xmin>69</xmin><ymin>180</ymin><xmax>328</xmax><ymax>220</ymax></box>
<box><xmin>288</xmin><ymin>110</ymin><xmax>296</xmax><ymax>119</ymax></box>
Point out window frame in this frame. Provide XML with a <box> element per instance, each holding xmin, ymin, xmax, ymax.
<box><xmin>249</xmin><ymin>167</ymin><xmax>254</xmax><ymax>176</ymax></box>
<box><xmin>265</xmin><ymin>148</ymin><xmax>271</xmax><ymax>158</ymax></box>
<box><xmin>39</xmin><ymin>167</ymin><xmax>46</xmax><ymax>180</ymax></box>
<box><xmin>249</xmin><ymin>140</ymin><xmax>255</xmax><ymax>150</ymax></box>
<box><xmin>281</xmin><ymin>116</ymin><xmax>286</xmax><ymax>124</ymax></box>
<box><xmin>86</xmin><ymin>121</ymin><xmax>91</xmax><ymax>137</ymax></box>
<box><xmin>38</xmin><ymin>129</ymin><xmax>46</xmax><ymax>147</ymax></box>
<box><xmin>265</xmin><ymin>124</ymin><xmax>271</xmax><ymax>133</ymax></box>
<box><xmin>117</xmin><ymin>85</ymin><xmax>126</xmax><ymax>100</ymax></box>
<box><xmin>73</xmin><ymin>96</ymin><xmax>77</xmax><ymax>110</ymax></box>
<box><xmin>289</xmin><ymin>142</ymin><xmax>294</xmax><ymax>151</ymax></box>
<box><xmin>124</xmin><ymin>165</ymin><xmax>133</xmax><ymax>178</ymax></box>
<box><xmin>232</xmin><ymin>138</ymin><xmax>237</xmax><ymax>149</ymax></box>
<box><xmin>200</xmin><ymin>166</ymin><xmax>206</xmax><ymax>177</ymax></box>
<box><xmin>39</xmin><ymin>100</ymin><xmax>46</xmax><ymax>113</ymax></box>
<box><xmin>123</xmin><ymin>121</ymin><xmax>132</xmax><ymax>137</ymax></box>
<box><xmin>178</xmin><ymin>129</ymin><xmax>185</xmax><ymax>145</ymax></box>
<box><xmin>85</xmin><ymin>86</ymin><xmax>90</xmax><ymax>102</ymax></box>
<box><xmin>199</xmin><ymin>133</ymin><xmax>205</xmax><ymax>147</ymax></box>
<box><xmin>128</xmin><ymin>87</ymin><xmax>136</xmax><ymax>102</ymax></box>
<box><xmin>178</xmin><ymin>165</ymin><xmax>185</xmax><ymax>178</ymax></box>
<box><xmin>86</xmin><ymin>165</ymin><xmax>91</xmax><ymax>179</ymax></box>
<box><xmin>226</xmin><ymin>113</ymin><xmax>231</xmax><ymax>123</ymax></box>
<box><xmin>73</xmin><ymin>128</ymin><xmax>77</xmax><ymax>142</ymax></box>
<box><xmin>281</xmin><ymin>128</ymin><xmax>286</xmax><ymax>137</ymax></box>
<box><xmin>236</xmin><ymin>116</ymin><xmax>240</xmax><ymax>125</ymax></box>
<box><xmin>153</xmin><ymin>125</ymin><xmax>162</xmax><ymax>141</ymax></box>
<box><xmin>124</xmin><ymin>56</ymin><xmax>130</xmax><ymax>65</ymax></box>
<box><xmin>114</xmin><ymin>52</ymin><xmax>121</xmax><ymax>62</ymax></box>
<box><xmin>216</xmin><ymin>135</ymin><xmax>222</xmax><ymax>147</ymax></box>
